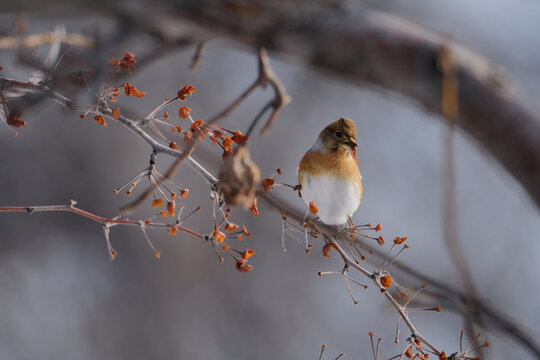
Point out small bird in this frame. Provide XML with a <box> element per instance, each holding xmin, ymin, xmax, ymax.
<box><xmin>297</xmin><ymin>118</ymin><xmax>363</xmax><ymax>225</ymax></box>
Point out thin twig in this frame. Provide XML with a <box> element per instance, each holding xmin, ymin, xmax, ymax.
<box><xmin>332</xmin><ymin>241</ymin><xmax>441</xmax><ymax>355</ymax></box>
<box><xmin>257</xmin><ymin>48</ymin><xmax>291</xmax><ymax>135</ymax></box>
<box><xmin>190</xmin><ymin>41</ymin><xmax>207</xmax><ymax>71</ymax></box>
<box><xmin>0</xmin><ymin>202</ymin><xmax>202</xmax><ymax>238</ymax></box>
<box><xmin>0</xmin><ymin>76</ymin><xmax>218</xmax><ymax>186</ymax></box>
<box><xmin>119</xmin><ymin>47</ymin><xmax>289</xmax><ymax>215</ymax></box>
<box><xmin>257</xmin><ymin>191</ymin><xmax>441</xmax><ymax>355</ymax></box>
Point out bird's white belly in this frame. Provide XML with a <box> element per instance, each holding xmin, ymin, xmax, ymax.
<box><xmin>301</xmin><ymin>174</ymin><xmax>361</xmax><ymax>225</ymax></box>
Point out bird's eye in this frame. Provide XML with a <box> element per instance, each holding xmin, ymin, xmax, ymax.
<box><xmin>335</xmin><ymin>132</ymin><xmax>343</xmax><ymax>138</ymax></box>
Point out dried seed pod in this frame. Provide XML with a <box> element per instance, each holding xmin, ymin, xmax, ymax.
<box><xmin>218</xmin><ymin>145</ymin><xmax>260</xmax><ymax>208</ymax></box>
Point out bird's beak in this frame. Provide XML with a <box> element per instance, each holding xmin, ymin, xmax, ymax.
<box><xmin>347</xmin><ymin>138</ymin><xmax>357</xmax><ymax>149</ymax></box>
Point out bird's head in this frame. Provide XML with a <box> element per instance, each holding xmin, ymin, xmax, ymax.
<box><xmin>319</xmin><ymin>117</ymin><xmax>357</xmax><ymax>152</ymax></box>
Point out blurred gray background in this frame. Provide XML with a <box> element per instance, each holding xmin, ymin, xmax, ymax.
<box><xmin>0</xmin><ymin>1</ymin><xmax>539</xmax><ymax>359</ymax></box>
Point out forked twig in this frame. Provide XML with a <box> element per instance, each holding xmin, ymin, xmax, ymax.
<box><xmin>120</xmin><ymin>47</ymin><xmax>290</xmax><ymax>215</ymax></box>
<box><xmin>0</xmin><ymin>201</ymin><xmax>203</xmax><ymax>238</ymax></box>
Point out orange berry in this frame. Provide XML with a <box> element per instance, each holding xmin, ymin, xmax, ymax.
<box><xmin>152</xmin><ymin>198</ymin><xmax>163</xmax><ymax>208</ymax></box>
<box><xmin>394</xmin><ymin>236</ymin><xmax>408</xmax><ymax>244</ymax></box>
<box><xmin>380</xmin><ymin>275</ymin><xmax>392</xmax><ymax>288</ymax></box>
<box><xmin>405</xmin><ymin>349</ymin><xmax>412</xmax><ymax>359</ymax></box>
<box><xmin>250</xmin><ymin>198</ymin><xmax>258</xmax><ymax>216</ymax></box>
<box><xmin>222</xmin><ymin>136</ymin><xmax>233</xmax><ymax>152</ymax></box>
<box><xmin>241</xmin><ymin>249</ymin><xmax>255</xmax><ymax>260</ymax></box>
<box><xmin>179</xmin><ymin>106</ymin><xmax>191</xmax><ymax>119</ymax></box>
<box><xmin>131</xmin><ymin>88</ymin><xmax>145</xmax><ymax>97</ymax></box>
<box><xmin>177</xmin><ymin>85</ymin><xmax>196</xmax><ymax>101</ymax></box>
<box><xmin>166</xmin><ymin>201</ymin><xmax>175</xmax><ymax>216</ymax></box>
<box><xmin>235</xmin><ymin>258</ymin><xmax>253</xmax><ymax>273</ymax></box>
<box><xmin>94</xmin><ymin>115</ymin><xmax>107</xmax><ymax>127</ymax></box>
<box><xmin>322</xmin><ymin>243</ymin><xmax>334</xmax><ymax>258</ymax></box>
<box><xmin>261</xmin><ymin>178</ymin><xmax>275</xmax><ymax>193</ymax></box>
<box><xmin>213</xmin><ymin>230</ymin><xmax>226</xmax><ymax>243</ymax></box>
<box><xmin>224</xmin><ymin>223</ymin><xmax>239</xmax><ymax>231</ymax></box>
<box><xmin>111</xmin><ymin>107</ymin><xmax>120</xmax><ymax>119</ymax></box>
<box><xmin>232</xmin><ymin>130</ymin><xmax>246</xmax><ymax>144</ymax></box>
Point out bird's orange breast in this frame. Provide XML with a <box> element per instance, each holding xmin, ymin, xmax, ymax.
<box><xmin>298</xmin><ymin>150</ymin><xmax>363</xmax><ymax>200</ymax></box>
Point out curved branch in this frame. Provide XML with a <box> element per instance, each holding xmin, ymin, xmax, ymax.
<box><xmin>168</xmin><ymin>1</ymin><xmax>540</xmax><ymax>208</ymax></box>
<box><xmin>4</xmin><ymin>1</ymin><xmax>539</xmax><ymax>205</ymax></box>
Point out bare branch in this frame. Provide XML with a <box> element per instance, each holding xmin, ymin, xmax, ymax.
<box><xmin>439</xmin><ymin>44</ymin><xmax>485</xmax><ymax>354</ymax></box>
<box><xmin>0</xmin><ymin>202</ymin><xmax>202</xmax><ymax>239</ymax></box>
<box><xmin>120</xmin><ymin>47</ymin><xmax>289</xmax><ymax>215</ymax></box>
<box><xmin>257</xmin><ymin>191</ymin><xmax>540</xmax><ymax>357</ymax></box>
<box><xmin>0</xmin><ymin>76</ymin><xmax>218</xmax><ymax>186</ymax></box>
<box><xmin>3</xmin><ymin>0</ymin><xmax>540</xmax><ymax>206</ymax></box>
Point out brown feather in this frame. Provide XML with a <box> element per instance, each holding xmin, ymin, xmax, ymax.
<box><xmin>319</xmin><ymin>117</ymin><xmax>357</xmax><ymax>152</ymax></box>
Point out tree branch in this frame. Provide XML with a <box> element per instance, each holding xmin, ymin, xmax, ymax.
<box><xmin>0</xmin><ymin>201</ymin><xmax>202</xmax><ymax>238</ymax></box>
<box><xmin>167</xmin><ymin>1</ymin><xmax>540</xmax><ymax>208</ymax></box>
<box><xmin>5</xmin><ymin>1</ymin><xmax>539</xmax><ymax>205</ymax></box>
<box><xmin>120</xmin><ymin>47</ymin><xmax>289</xmax><ymax>215</ymax></box>
<box><xmin>257</xmin><ymin>191</ymin><xmax>540</xmax><ymax>358</ymax></box>
<box><xmin>0</xmin><ymin>76</ymin><xmax>218</xmax><ymax>186</ymax></box>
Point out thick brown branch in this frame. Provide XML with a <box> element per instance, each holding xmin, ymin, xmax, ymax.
<box><xmin>168</xmin><ymin>2</ymin><xmax>540</xmax><ymax>208</ymax></box>
<box><xmin>439</xmin><ymin>45</ymin><xmax>484</xmax><ymax>353</ymax></box>
<box><xmin>3</xmin><ymin>0</ymin><xmax>539</xmax><ymax>206</ymax></box>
